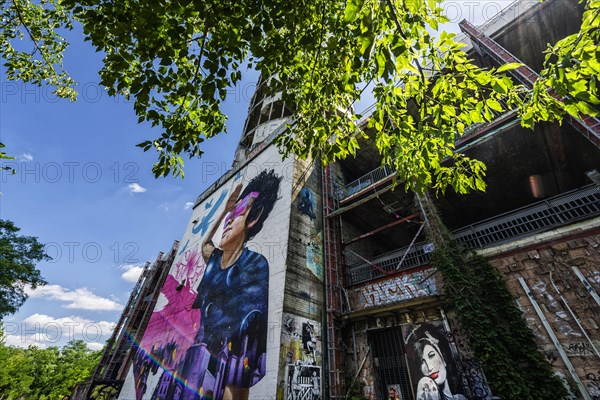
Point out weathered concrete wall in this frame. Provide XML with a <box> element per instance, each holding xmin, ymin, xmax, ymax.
<box><xmin>277</xmin><ymin>157</ymin><xmax>325</xmax><ymax>400</ymax></box>
<box><xmin>283</xmin><ymin>158</ymin><xmax>324</xmax><ymax>319</ymax></box>
<box><xmin>493</xmin><ymin>0</ymin><xmax>585</xmax><ymax>73</ymax></box>
<box><xmin>486</xmin><ymin>226</ymin><xmax>600</xmax><ymax>399</ymax></box>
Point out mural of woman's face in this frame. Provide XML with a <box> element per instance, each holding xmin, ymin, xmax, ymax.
<box><xmin>420</xmin><ymin>344</ymin><xmax>447</xmax><ymax>387</ymax></box>
<box><xmin>221</xmin><ymin>192</ymin><xmax>258</xmax><ymax>249</ymax></box>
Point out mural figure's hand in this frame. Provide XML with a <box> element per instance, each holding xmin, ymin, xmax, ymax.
<box><xmin>226</xmin><ymin>183</ymin><xmax>243</xmax><ymax>212</ymax></box>
<box><xmin>416</xmin><ymin>377</ymin><xmax>440</xmax><ymax>400</ymax></box>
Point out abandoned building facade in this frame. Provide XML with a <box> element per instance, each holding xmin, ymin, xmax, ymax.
<box><xmin>76</xmin><ymin>1</ymin><xmax>600</xmax><ymax>399</ymax></box>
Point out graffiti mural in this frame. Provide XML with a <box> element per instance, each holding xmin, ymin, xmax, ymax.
<box><xmin>585</xmin><ymin>371</ymin><xmax>600</xmax><ymax>399</ymax></box>
<box><xmin>352</xmin><ymin>268</ymin><xmax>437</xmax><ymax>309</ymax></box>
<box><xmin>285</xmin><ymin>363</ymin><xmax>321</xmax><ymax>400</ymax></box>
<box><xmin>297</xmin><ymin>188</ymin><xmax>316</xmax><ymax>220</ymax></box>
<box><xmin>306</xmin><ymin>231</ymin><xmax>323</xmax><ymax>281</ymax></box>
<box><xmin>297</xmin><ymin>185</ymin><xmax>323</xmax><ymax>281</ymax></box>
<box><xmin>565</xmin><ymin>342</ymin><xmax>596</xmax><ymax>357</ymax></box>
<box><xmin>436</xmin><ymin>325</ymin><xmax>492</xmax><ymax>400</ymax></box>
<box><xmin>191</xmin><ymin>188</ymin><xmax>229</xmax><ymax>235</ymax></box>
<box><xmin>279</xmin><ymin>313</ymin><xmax>322</xmax><ymax>400</ymax></box>
<box><xmin>118</xmin><ymin>150</ymin><xmax>293</xmax><ymax>400</ymax></box>
<box><xmin>402</xmin><ymin>322</ymin><xmax>467</xmax><ymax>400</ymax></box>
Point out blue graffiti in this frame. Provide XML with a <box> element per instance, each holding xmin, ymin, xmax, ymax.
<box><xmin>191</xmin><ymin>189</ymin><xmax>229</xmax><ymax>235</ymax></box>
<box><xmin>177</xmin><ymin>240</ymin><xmax>189</xmax><ymax>255</ymax></box>
<box><xmin>298</xmin><ymin>188</ymin><xmax>316</xmax><ymax>220</ymax></box>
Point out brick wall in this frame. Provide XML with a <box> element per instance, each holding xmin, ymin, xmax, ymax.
<box><xmin>487</xmin><ymin>231</ymin><xmax>600</xmax><ymax>398</ymax></box>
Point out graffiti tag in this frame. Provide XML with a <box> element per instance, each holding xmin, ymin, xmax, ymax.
<box><xmin>565</xmin><ymin>342</ymin><xmax>596</xmax><ymax>357</ymax></box>
<box><xmin>354</xmin><ymin>268</ymin><xmax>437</xmax><ymax>309</ymax></box>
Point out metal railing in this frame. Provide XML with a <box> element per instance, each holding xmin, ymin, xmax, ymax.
<box><xmin>346</xmin><ymin>242</ymin><xmax>432</xmax><ymax>285</ymax></box>
<box><xmin>336</xmin><ymin>164</ymin><xmax>396</xmax><ymax>200</ymax></box>
<box><xmin>347</xmin><ymin>185</ymin><xmax>600</xmax><ymax>285</ymax></box>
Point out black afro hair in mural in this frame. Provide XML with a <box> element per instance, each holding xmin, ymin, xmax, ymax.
<box><xmin>239</xmin><ymin>169</ymin><xmax>282</xmax><ymax>240</ymax></box>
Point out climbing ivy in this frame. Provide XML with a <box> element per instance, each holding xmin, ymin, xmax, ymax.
<box><xmin>422</xmin><ymin>195</ymin><xmax>569</xmax><ymax>400</ymax></box>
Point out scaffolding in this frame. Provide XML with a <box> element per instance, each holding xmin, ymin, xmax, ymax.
<box><xmin>322</xmin><ymin>165</ymin><xmax>346</xmax><ymax>399</ymax></box>
<box><xmin>74</xmin><ymin>241</ymin><xmax>179</xmax><ymax>400</ymax></box>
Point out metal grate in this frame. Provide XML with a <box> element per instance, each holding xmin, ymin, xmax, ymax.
<box><xmin>368</xmin><ymin>329</ymin><xmax>414</xmax><ymax>400</ymax></box>
<box><xmin>347</xmin><ymin>185</ymin><xmax>600</xmax><ymax>286</ymax></box>
<box><xmin>346</xmin><ymin>243</ymin><xmax>431</xmax><ymax>285</ymax></box>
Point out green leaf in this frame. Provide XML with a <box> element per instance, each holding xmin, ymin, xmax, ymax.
<box><xmin>486</xmin><ymin>99</ymin><xmax>504</xmax><ymax>113</ymax></box>
<box><xmin>344</xmin><ymin>0</ymin><xmax>365</xmax><ymax>23</ymax></box>
<box><xmin>496</xmin><ymin>62</ymin><xmax>522</xmax><ymax>73</ymax></box>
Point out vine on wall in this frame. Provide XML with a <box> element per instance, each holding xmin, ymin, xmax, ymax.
<box><xmin>421</xmin><ymin>194</ymin><xmax>569</xmax><ymax>400</ymax></box>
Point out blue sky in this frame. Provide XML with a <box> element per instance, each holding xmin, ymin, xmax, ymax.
<box><xmin>0</xmin><ymin>1</ymin><xmax>500</xmax><ymax>350</ymax></box>
<box><xmin>0</xmin><ymin>24</ymin><xmax>260</xmax><ymax>350</ymax></box>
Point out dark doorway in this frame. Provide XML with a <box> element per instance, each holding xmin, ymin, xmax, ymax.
<box><xmin>368</xmin><ymin>328</ymin><xmax>414</xmax><ymax>400</ymax></box>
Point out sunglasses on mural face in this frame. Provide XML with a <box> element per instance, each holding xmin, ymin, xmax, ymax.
<box><xmin>223</xmin><ymin>192</ymin><xmax>260</xmax><ymax>228</ymax></box>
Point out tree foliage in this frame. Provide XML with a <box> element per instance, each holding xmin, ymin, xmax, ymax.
<box><xmin>1</xmin><ymin>0</ymin><xmax>598</xmax><ymax>192</ymax></box>
<box><xmin>0</xmin><ymin>0</ymin><xmax>76</xmax><ymax>163</ymax></box>
<box><xmin>0</xmin><ymin>219</ymin><xmax>49</xmax><ymax>319</ymax></box>
<box><xmin>0</xmin><ymin>334</ymin><xmax>102</xmax><ymax>399</ymax></box>
<box><xmin>522</xmin><ymin>0</ymin><xmax>600</xmax><ymax>128</ymax></box>
<box><xmin>0</xmin><ymin>0</ymin><xmax>76</xmax><ymax>99</ymax></box>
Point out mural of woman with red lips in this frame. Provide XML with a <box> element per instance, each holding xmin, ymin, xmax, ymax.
<box><xmin>404</xmin><ymin>323</ymin><xmax>467</xmax><ymax>400</ymax></box>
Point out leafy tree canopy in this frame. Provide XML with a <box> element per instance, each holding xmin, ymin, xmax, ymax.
<box><xmin>0</xmin><ymin>333</ymin><xmax>102</xmax><ymax>399</ymax></box>
<box><xmin>0</xmin><ymin>219</ymin><xmax>49</xmax><ymax>319</ymax></box>
<box><xmin>1</xmin><ymin>0</ymin><xmax>598</xmax><ymax>193</ymax></box>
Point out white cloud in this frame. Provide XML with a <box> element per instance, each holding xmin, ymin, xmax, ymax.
<box><xmin>4</xmin><ymin>333</ymin><xmax>48</xmax><ymax>348</ymax></box>
<box><xmin>86</xmin><ymin>342</ymin><xmax>105</xmax><ymax>351</ymax></box>
<box><xmin>18</xmin><ymin>153</ymin><xmax>33</xmax><ymax>162</ymax></box>
<box><xmin>128</xmin><ymin>183</ymin><xmax>147</xmax><ymax>193</ymax></box>
<box><xmin>184</xmin><ymin>201</ymin><xmax>194</xmax><ymax>210</ymax></box>
<box><xmin>25</xmin><ymin>284</ymin><xmax>123</xmax><ymax>311</ymax></box>
<box><xmin>120</xmin><ymin>264</ymin><xmax>145</xmax><ymax>283</ymax></box>
<box><xmin>3</xmin><ymin>314</ymin><xmax>115</xmax><ymax>349</ymax></box>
